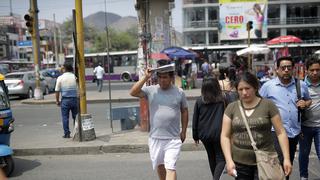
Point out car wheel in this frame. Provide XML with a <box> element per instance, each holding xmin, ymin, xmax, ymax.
<box><xmin>121</xmin><ymin>73</ymin><xmax>131</xmax><ymax>82</ymax></box>
<box><xmin>27</xmin><ymin>88</ymin><xmax>34</xmax><ymax>99</ymax></box>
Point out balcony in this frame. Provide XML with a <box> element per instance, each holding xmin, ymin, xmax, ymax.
<box><xmin>184</xmin><ymin>20</ymin><xmax>219</xmax><ymax>28</ymax></box>
<box><xmin>268</xmin><ymin>17</ymin><xmax>320</xmax><ymax>25</ymax></box>
<box><xmin>183</xmin><ymin>0</ymin><xmax>206</xmax><ymax>5</ymax></box>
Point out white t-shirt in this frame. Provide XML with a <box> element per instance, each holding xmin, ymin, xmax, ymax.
<box><xmin>142</xmin><ymin>85</ymin><xmax>188</xmax><ymax>139</ymax></box>
<box><xmin>93</xmin><ymin>65</ymin><xmax>105</xmax><ymax>79</ymax></box>
<box><xmin>55</xmin><ymin>72</ymin><xmax>77</xmax><ymax>97</ymax></box>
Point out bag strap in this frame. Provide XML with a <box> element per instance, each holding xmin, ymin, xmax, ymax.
<box><xmin>295</xmin><ymin>78</ymin><xmax>301</xmax><ymax>99</ymax></box>
<box><xmin>295</xmin><ymin>78</ymin><xmax>302</xmax><ymax>122</ymax></box>
<box><xmin>237</xmin><ymin>100</ymin><xmax>258</xmax><ymax>151</ymax></box>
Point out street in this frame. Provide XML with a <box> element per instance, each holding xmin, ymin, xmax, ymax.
<box><xmin>9</xmin><ymin>151</ymin><xmax>320</xmax><ymax>180</ymax></box>
<box><xmin>9</xmin><ymin>81</ymin><xmax>135</xmax><ymax>103</ymax></box>
<box><xmin>8</xmin><ymin>81</ymin><xmax>320</xmax><ymax>179</ymax></box>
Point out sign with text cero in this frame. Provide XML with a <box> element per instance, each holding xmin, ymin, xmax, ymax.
<box><xmin>18</xmin><ymin>41</ymin><xmax>32</xmax><ymax>47</ymax></box>
<box><xmin>219</xmin><ymin>0</ymin><xmax>268</xmax><ymax>40</ymax></box>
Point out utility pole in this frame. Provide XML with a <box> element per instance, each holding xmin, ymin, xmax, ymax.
<box><xmin>25</xmin><ymin>0</ymin><xmax>43</xmax><ymax>100</ymax></box>
<box><xmin>74</xmin><ymin>0</ymin><xmax>95</xmax><ymax>141</ymax></box>
<box><xmin>53</xmin><ymin>14</ymin><xmax>58</xmax><ymax>68</ymax></box>
<box><xmin>246</xmin><ymin>21</ymin><xmax>253</xmax><ymax>70</ymax></box>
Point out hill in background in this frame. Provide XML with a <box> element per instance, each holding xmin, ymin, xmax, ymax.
<box><xmin>83</xmin><ymin>11</ymin><xmax>182</xmax><ymax>46</ymax></box>
<box><xmin>84</xmin><ymin>11</ymin><xmax>137</xmax><ymax>32</ymax></box>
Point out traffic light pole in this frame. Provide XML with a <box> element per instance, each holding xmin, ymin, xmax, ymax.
<box><xmin>247</xmin><ymin>28</ymin><xmax>251</xmax><ymax>70</ymax></box>
<box><xmin>29</xmin><ymin>0</ymin><xmax>43</xmax><ymax>100</ymax></box>
<box><xmin>74</xmin><ymin>0</ymin><xmax>96</xmax><ymax>141</ymax></box>
<box><xmin>246</xmin><ymin>21</ymin><xmax>252</xmax><ymax>70</ymax></box>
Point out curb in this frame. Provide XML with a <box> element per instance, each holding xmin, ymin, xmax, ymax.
<box><xmin>13</xmin><ymin>143</ymin><xmax>204</xmax><ymax>156</ymax></box>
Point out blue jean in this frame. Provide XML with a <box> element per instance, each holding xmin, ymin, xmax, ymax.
<box><xmin>299</xmin><ymin>125</ymin><xmax>320</xmax><ymax>178</ymax></box>
<box><xmin>61</xmin><ymin>97</ymin><xmax>78</xmax><ymax>135</ymax></box>
<box><xmin>97</xmin><ymin>79</ymin><xmax>103</xmax><ymax>92</ymax></box>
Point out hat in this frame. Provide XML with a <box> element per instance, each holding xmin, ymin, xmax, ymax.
<box><xmin>151</xmin><ymin>63</ymin><xmax>175</xmax><ymax>73</ymax></box>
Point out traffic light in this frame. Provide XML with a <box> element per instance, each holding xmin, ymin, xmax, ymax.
<box><xmin>24</xmin><ymin>13</ymin><xmax>34</xmax><ymax>35</ymax></box>
<box><xmin>246</xmin><ymin>21</ymin><xmax>253</xmax><ymax>31</ymax></box>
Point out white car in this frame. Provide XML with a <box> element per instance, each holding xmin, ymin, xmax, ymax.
<box><xmin>5</xmin><ymin>71</ymin><xmax>49</xmax><ymax>99</ymax></box>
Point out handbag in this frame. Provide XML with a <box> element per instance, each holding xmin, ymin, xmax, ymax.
<box><xmin>237</xmin><ymin>101</ymin><xmax>285</xmax><ymax>180</ymax></box>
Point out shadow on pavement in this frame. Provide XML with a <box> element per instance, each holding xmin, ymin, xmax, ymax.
<box><xmin>10</xmin><ymin>157</ymin><xmax>41</xmax><ymax>177</ymax></box>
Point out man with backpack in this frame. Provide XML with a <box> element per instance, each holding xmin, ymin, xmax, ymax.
<box><xmin>259</xmin><ymin>56</ymin><xmax>312</xmax><ymax>180</ymax></box>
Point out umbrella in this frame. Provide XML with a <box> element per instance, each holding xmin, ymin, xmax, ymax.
<box><xmin>236</xmin><ymin>45</ymin><xmax>270</xmax><ymax>56</ymax></box>
<box><xmin>267</xmin><ymin>35</ymin><xmax>302</xmax><ymax>45</ymax></box>
<box><xmin>149</xmin><ymin>53</ymin><xmax>170</xmax><ymax>60</ymax></box>
<box><xmin>161</xmin><ymin>46</ymin><xmax>196</xmax><ymax>60</ymax></box>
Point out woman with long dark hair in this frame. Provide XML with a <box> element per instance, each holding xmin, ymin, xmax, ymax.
<box><xmin>220</xmin><ymin>72</ymin><xmax>291</xmax><ymax>179</ymax></box>
<box><xmin>193</xmin><ymin>76</ymin><xmax>226</xmax><ymax>179</ymax></box>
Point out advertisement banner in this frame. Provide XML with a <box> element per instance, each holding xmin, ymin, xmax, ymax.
<box><xmin>219</xmin><ymin>0</ymin><xmax>268</xmax><ymax>40</ymax></box>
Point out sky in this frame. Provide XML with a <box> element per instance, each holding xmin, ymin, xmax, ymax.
<box><xmin>0</xmin><ymin>0</ymin><xmax>183</xmax><ymax>32</ymax></box>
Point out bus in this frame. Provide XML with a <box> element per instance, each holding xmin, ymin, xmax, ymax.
<box><xmin>65</xmin><ymin>50</ymin><xmax>139</xmax><ymax>82</ymax></box>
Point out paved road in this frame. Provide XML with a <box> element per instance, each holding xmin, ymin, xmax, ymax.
<box><xmin>9</xmin><ymin>81</ymin><xmax>135</xmax><ymax>104</ymax></box>
<box><xmin>9</xmin><ymin>151</ymin><xmax>320</xmax><ymax>180</ymax></box>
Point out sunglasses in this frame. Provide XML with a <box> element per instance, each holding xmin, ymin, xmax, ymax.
<box><xmin>279</xmin><ymin>65</ymin><xmax>293</xmax><ymax>71</ymax></box>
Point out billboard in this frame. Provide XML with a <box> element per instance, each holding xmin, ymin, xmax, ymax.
<box><xmin>219</xmin><ymin>0</ymin><xmax>268</xmax><ymax>40</ymax></box>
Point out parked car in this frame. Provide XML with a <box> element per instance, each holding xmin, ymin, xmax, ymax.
<box><xmin>4</xmin><ymin>71</ymin><xmax>49</xmax><ymax>99</ymax></box>
<box><xmin>40</xmin><ymin>69</ymin><xmax>61</xmax><ymax>92</ymax></box>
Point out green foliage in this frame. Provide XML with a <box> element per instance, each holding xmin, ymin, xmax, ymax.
<box><xmin>60</xmin><ymin>18</ymin><xmax>138</xmax><ymax>53</ymax></box>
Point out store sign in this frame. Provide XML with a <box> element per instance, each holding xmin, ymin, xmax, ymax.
<box><xmin>219</xmin><ymin>0</ymin><xmax>268</xmax><ymax>40</ymax></box>
<box><xmin>18</xmin><ymin>41</ymin><xmax>32</xmax><ymax>47</ymax></box>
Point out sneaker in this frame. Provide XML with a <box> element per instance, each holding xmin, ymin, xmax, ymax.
<box><xmin>301</xmin><ymin>177</ymin><xmax>308</xmax><ymax>180</ymax></box>
<box><xmin>62</xmin><ymin>134</ymin><xmax>71</xmax><ymax>138</ymax></box>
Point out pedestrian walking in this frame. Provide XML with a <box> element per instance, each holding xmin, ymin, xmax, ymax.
<box><xmin>299</xmin><ymin>57</ymin><xmax>320</xmax><ymax>180</ymax></box>
<box><xmin>130</xmin><ymin>66</ymin><xmax>188</xmax><ymax>180</ymax></box>
<box><xmin>221</xmin><ymin>71</ymin><xmax>292</xmax><ymax>179</ymax></box>
<box><xmin>192</xmin><ymin>76</ymin><xmax>226</xmax><ymax>179</ymax></box>
<box><xmin>55</xmin><ymin>63</ymin><xmax>78</xmax><ymax>138</ymax></box>
<box><xmin>93</xmin><ymin>62</ymin><xmax>105</xmax><ymax>92</ymax></box>
<box><xmin>259</xmin><ymin>56</ymin><xmax>311</xmax><ymax>180</ymax></box>
<box><xmin>201</xmin><ymin>59</ymin><xmax>211</xmax><ymax>77</ymax></box>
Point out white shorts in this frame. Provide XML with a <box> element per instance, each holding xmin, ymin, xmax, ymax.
<box><xmin>148</xmin><ymin>137</ymin><xmax>182</xmax><ymax>170</ymax></box>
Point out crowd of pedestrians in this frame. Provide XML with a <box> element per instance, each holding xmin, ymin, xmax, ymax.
<box><xmin>129</xmin><ymin>56</ymin><xmax>320</xmax><ymax>180</ymax></box>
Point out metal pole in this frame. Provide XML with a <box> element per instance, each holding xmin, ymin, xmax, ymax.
<box><xmin>29</xmin><ymin>0</ymin><xmax>43</xmax><ymax>100</ymax></box>
<box><xmin>75</xmin><ymin>0</ymin><xmax>87</xmax><ymax>114</ymax></box>
<box><xmin>58</xmin><ymin>27</ymin><xmax>63</xmax><ymax>55</ymax></box>
<box><xmin>72</xmin><ymin>9</ymin><xmax>82</xmax><ymax>142</ymax></box>
<box><xmin>247</xmin><ymin>27</ymin><xmax>251</xmax><ymax>70</ymax></box>
<box><xmin>53</xmin><ymin>14</ymin><xmax>58</xmax><ymax>68</ymax></box>
<box><xmin>75</xmin><ymin>0</ymin><xmax>96</xmax><ymax>141</ymax></box>
<box><xmin>104</xmin><ymin>0</ymin><xmax>113</xmax><ymax>132</ymax></box>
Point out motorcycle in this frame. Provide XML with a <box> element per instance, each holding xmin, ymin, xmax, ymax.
<box><xmin>0</xmin><ymin>74</ymin><xmax>14</xmax><ymax>177</ymax></box>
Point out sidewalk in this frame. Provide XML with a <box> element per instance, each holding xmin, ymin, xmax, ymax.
<box><xmin>20</xmin><ymin>87</ymin><xmax>201</xmax><ymax>105</ymax></box>
<box><xmin>14</xmin><ymin>86</ymin><xmax>202</xmax><ymax>156</ymax></box>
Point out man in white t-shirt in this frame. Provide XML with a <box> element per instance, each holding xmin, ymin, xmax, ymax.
<box><xmin>130</xmin><ymin>67</ymin><xmax>189</xmax><ymax>180</ymax></box>
<box><xmin>55</xmin><ymin>63</ymin><xmax>78</xmax><ymax>138</ymax></box>
<box><xmin>93</xmin><ymin>63</ymin><xmax>105</xmax><ymax>92</ymax></box>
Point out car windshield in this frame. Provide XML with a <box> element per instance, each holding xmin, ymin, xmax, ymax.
<box><xmin>5</xmin><ymin>74</ymin><xmax>24</xmax><ymax>79</ymax></box>
<box><xmin>0</xmin><ymin>87</ymin><xmax>10</xmax><ymax>109</ymax></box>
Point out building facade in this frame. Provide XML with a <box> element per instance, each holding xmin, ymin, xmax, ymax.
<box><xmin>182</xmin><ymin>0</ymin><xmax>320</xmax><ymax>48</ymax></box>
